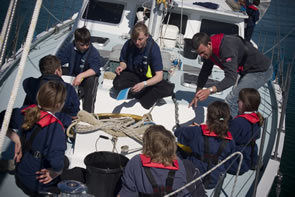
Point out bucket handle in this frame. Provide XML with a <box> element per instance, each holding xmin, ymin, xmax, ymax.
<box><xmin>95</xmin><ymin>135</ymin><xmax>125</xmax><ymax>169</ymax></box>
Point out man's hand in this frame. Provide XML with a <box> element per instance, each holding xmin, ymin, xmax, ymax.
<box><xmin>189</xmin><ymin>88</ymin><xmax>211</xmax><ymax>108</ymax></box>
<box><xmin>189</xmin><ymin>92</ymin><xmax>200</xmax><ymax>108</ymax></box>
<box><xmin>73</xmin><ymin>74</ymin><xmax>84</xmax><ymax>86</ymax></box>
<box><xmin>131</xmin><ymin>81</ymin><xmax>145</xmax><ymax>93</ymax></box>
<box><xmin>196</xmin><ymin>88</ymin><xmax>211</xmax><ymax>101</ymax></box>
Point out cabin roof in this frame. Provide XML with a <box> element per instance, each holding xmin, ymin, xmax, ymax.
<box><xmin>174</xmin><ymin>0</ymin><xmax>248</xmax><ymax>19</ymax></box>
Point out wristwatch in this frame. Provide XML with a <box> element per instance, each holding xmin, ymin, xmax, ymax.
<box><xmin>209</xmin><ymin>87</ymin><xmax>214</xmax><ymax>93</ymax></box>
<box><xmin>143</xmin><ymin>81</ymin><xmax>148</xmax><ymax>88</ymax></box>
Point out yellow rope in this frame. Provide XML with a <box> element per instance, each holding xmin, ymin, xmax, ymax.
<box><xmin>156</xmin><ymin>0</ymin><xmax>167</xmax><ymax>8</ymax></box>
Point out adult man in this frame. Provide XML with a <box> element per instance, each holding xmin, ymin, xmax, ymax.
<box><xmin>113</xmin><ymin>22</ymin><xmax>174</xmax><ymax>109</ymax></box>
<box><xmin>23</xmin><ymin>55</ymin><xmax>80</xmax><ymax>128</ymax></box>
<box><xmin>190</xmin><ymin>32</ymin><xmax>272</xmax><ymax>117</ymax></box>
<box><xmin>57</xmin><ymin>26</ymin><xmax>101</xmax><ymax>113</ymax></box>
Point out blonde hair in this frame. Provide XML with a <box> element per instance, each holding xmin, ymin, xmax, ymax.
<box><xmin>22</xmin><ymin>81</ymin><xmax>67</xmax><ymax>130</ymax></box>
<box><xmin>142</xmin><ymin>125</ymin><xmax>177</xmax><ymax>166</ymax></box>
<box><xmin>131</xmin><ymin>22</ymin><xmax>149</xmax><ymax>42</ymax></box>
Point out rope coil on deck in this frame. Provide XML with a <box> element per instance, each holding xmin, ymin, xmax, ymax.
<box><xmin>66</xmin><ymin>110</ymin><xmax>154</xmax><ymax>143</ymax></box>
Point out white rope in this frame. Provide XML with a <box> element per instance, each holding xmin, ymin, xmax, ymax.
<box><xmin>0</xmin><ymin>0</ymin><xmax>43</xmax><ymax>153</ymax></box>
<box><xmin>0</xmin><ymin>0</ymin><xmax>18</xmax><ymax>67</ymax></box>
<box><xmin>164</xmin><ymin>151</ymin><xmax>244</xmax><ymax>197</ymax></box>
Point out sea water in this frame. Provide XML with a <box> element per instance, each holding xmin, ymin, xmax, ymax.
<box><xmin>0</xmin><ymin>0</ymin><xmax>295</xmax><ymax>196</ymax></box>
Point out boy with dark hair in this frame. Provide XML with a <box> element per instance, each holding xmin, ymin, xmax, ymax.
<box><xmin>23</xmin><ymin>54</ymin><xmax>80</xmax><ymax>128</ymax></box>
<box><xmin>57</xmin><ymin>26</ymin><xmax>102</xmax><ymax>113</ymax></box>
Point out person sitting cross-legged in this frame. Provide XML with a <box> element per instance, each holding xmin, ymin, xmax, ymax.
<box><xmin>113</xmin><ymin>22</ymin><xmax>174</xmax><ymax>109</ymax></box>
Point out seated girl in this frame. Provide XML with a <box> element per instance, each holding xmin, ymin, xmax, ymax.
<box><xmin>119</xmin><ymin>125</ymin><xmax>207</xmax><ymax>197</ymax></box>
<box><xmin>227</xmin><ymin>88</ymin><xmax>264</xmax><ymax>175</ymax></box>
<box><xmin>175</xmin><ymin>101</ymin><xmax>235</xmax><ymax>189</ymax></box>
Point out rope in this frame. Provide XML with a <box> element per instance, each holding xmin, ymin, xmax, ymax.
<box><xmin>0</xmin><ymin>0</ymin><xmax>18</xmax><ymax>67</ymax></box>
<box><xmin>164</xmin><ymin>152</ymin><xmax>244</xmax><ymax>197</ymax></box>
<box><xmin>172</xmin><ymin>93</ymin><xmax>180</xmax><ymax>131</ymax></box>
<box><xmin>66</xmin><ymin>111</ymin><xmax>154</xmax><ymax>143</ymax></box>
<box><xmin>0</xmin><ymin>0</ymin><xmax>43</xmax><ymax>154</ymax></box>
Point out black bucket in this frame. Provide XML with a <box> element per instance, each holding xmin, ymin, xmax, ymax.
<box><xmin>84</xmin><ymin>151</ymin><xmax>129</xmax><ymax>197</ymax></box>
<box><xmin>184</xmin><ymin>38</ymin><xmax>198</xmax><ymax>59</ymax></box>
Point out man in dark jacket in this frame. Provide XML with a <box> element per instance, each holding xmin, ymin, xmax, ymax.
<box><xmin>189</xmin><ymin>32</ymin><xmax>272</xmax><ymax>117</ymax></box>
<box><xmin>57</xmin><ymin>26</ymin><xmax>102</xmax><ymax>113</ymax></box>
<box><xmin>23</xmin><ymin>55</ymin><xmax>80</xmax><ymax>128</ymax></box>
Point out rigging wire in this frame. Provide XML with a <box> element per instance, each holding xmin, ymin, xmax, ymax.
<box><xmin>0</xmin><ymin>0</ymin><xmax>18</xmax><ymax>67</ymax></box>
<box><xmin>0</xmin><ymin>0</ymin><xmax>43</xmax><ymax>154</ymax></box>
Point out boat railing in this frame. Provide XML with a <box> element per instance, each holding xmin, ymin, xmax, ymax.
<box><xmin>164</xmin><ymin>151</ymin><xmax>244</xmax><ymax>197</ymax></box>
<box><xmin>273</xmin><ymin>59</ymin><xmax>293</xmax><ymax>160</ymax></box>
<box><xmin>252</xmin><ymin>118</ymin><xmax>268</xmax><ymax>196</ymax></box>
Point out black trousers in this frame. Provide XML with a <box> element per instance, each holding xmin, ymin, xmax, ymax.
<box><xmin>113</xmin><ymin>71</ymin><xmax>174</xmax><ymax>109</ymax></box>
<box><xmin>62</xmin><ymin>68</ymin><xmax>98</xmax><ymax>113</ymax></box>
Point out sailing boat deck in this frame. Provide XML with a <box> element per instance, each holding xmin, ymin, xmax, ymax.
<box><xmin>0</xmin><ymin>0</ymin><xmax>284</xmax><ymax>196</ymax></box>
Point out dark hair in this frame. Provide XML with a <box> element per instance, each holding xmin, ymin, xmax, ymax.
<box><xmin>206</xmin><ymin>101</ymin><xmax>230</xmax><ymax>138</ymax></box>
<box><xmin>131</xmin><ymin>22</ymin><xmax>149</xmax><ymax>42</ymax></box>
<box><xmin>22</xmin><ymin>81</ymin><xmax>67</xmax><ymax>130</ymax></box>
<box><xmin>192</xmin><ymin>32</ymin><xmax>211</xmax><ymax>50</ymax></box>
<box><xmin>142</xmin><ymin>125</ymin><xmax>176</xmax><ymax>166</ymax></box>
<box><xmin>39</xmin><ymin>55</ymin><xmax>61</xmax><ymax>75</ymax></box>
<box><xmin>239</xmin><ymin>88</ymin><xmax>264</xmax><ymax>126</ymax></box>
<box><xmin>74</xmin><ymin>26</ymin><xmax>91</xmax><ymax>44</ymax></box>
<box><xmin>253</xmin><ymin>0</ymin><xmax>260</xmax><ymax>6</ymax></box>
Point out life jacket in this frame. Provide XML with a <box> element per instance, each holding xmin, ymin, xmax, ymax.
<box><xmin>248</xmin><ymin>5</ymin><xmax>258</xmax><ymax>11</ymax></box>
<box><xmin>178</xmin><ymin>124</ymin><xmax>232</xmax><ymax>188</ymax></box>
<box><xmin>210</xmin><ymin>34</ymin><xmax>248</xmax><ymax>74</ymax></box>
<box><xmin>20</xmin><ymin>104</ymin><xmax>63</xmax><ymax>159</ymax></box>
<box><xmin>127</xmin><ymin>36</ymin><xmax>155</xmax><ymax>79</ymax></box>
<box><xmin>236</xmin><ymin>112</ymin><xmax>260</xmax><ymax>168</ymax></box>
<box><xmin>139</xmin><ymin>154</ymin><xmax>178</xmax><ymax>197</ymax></box>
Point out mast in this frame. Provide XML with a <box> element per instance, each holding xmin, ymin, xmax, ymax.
<box><xmin>148</xmin><ymin>0</ymin><xmax>165</xmax><ymax>41</ymax></box>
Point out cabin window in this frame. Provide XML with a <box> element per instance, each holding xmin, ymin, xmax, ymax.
<box><xmin>163</xmin><ymin>12</ymin><xmax>188</xmax><ymax>35</ymax></box>
<box><xmin>82</xmin><ymin>1</ymin><xmax>124</xmax><ymax>24</ymax></box>
<box><xmin>200</xmin><ymin>19</ymin><xmax>239</xmax><ymax>36</ymax></box>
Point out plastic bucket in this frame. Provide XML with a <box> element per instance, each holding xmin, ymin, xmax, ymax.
<box><xmin>84</xmin><ymin>151</ymin><xmax>129</xmax><ymax>197</ymax></box>
<box><xmin>183</xmin><ymin>38</ymin><xmax>198</xmax><ymax>59</ymax></box>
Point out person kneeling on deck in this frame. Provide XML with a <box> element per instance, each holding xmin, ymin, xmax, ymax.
<box><xmin>119</xmin><ymin>125</ymin><xmax>207</xmax><ymax>197</ymax></box>
<box><xmin>227</xmin><ymin>88</ymin><xmax>264</xmax><ymax>175</ymax></box>
<box><xmin>189</xmin><ymin>32</ymin><xmax>272</xmax><ymax>117</ymax></box>
<box><xmin>57</xmin><ymin>26</ymin><xmax>102</xmax><ymax>113</ymax></box>
<box><xmin>0</xmin><ymin>81</ymin><xmax>67</xmax><ymax>196</ymax></box>
<box><xmin>113</xmin><ymin>22</ymin><xmax>174</xmax><ymax>109</ymax></box>
<box><xmin>23</xmin><ymin>55</ymin><xmax>80</xmax><ymax>128</ymax></box>
<box><xmin>175</xmin><ymin>101</ymin><xmax>236</xmax><ymax>189</ymax></box>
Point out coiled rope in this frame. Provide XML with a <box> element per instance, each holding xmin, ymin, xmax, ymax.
<box><xmin>66</xmin><ymin>110</ymin><xmax>154</xmax><ymax>143</ymax></box>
